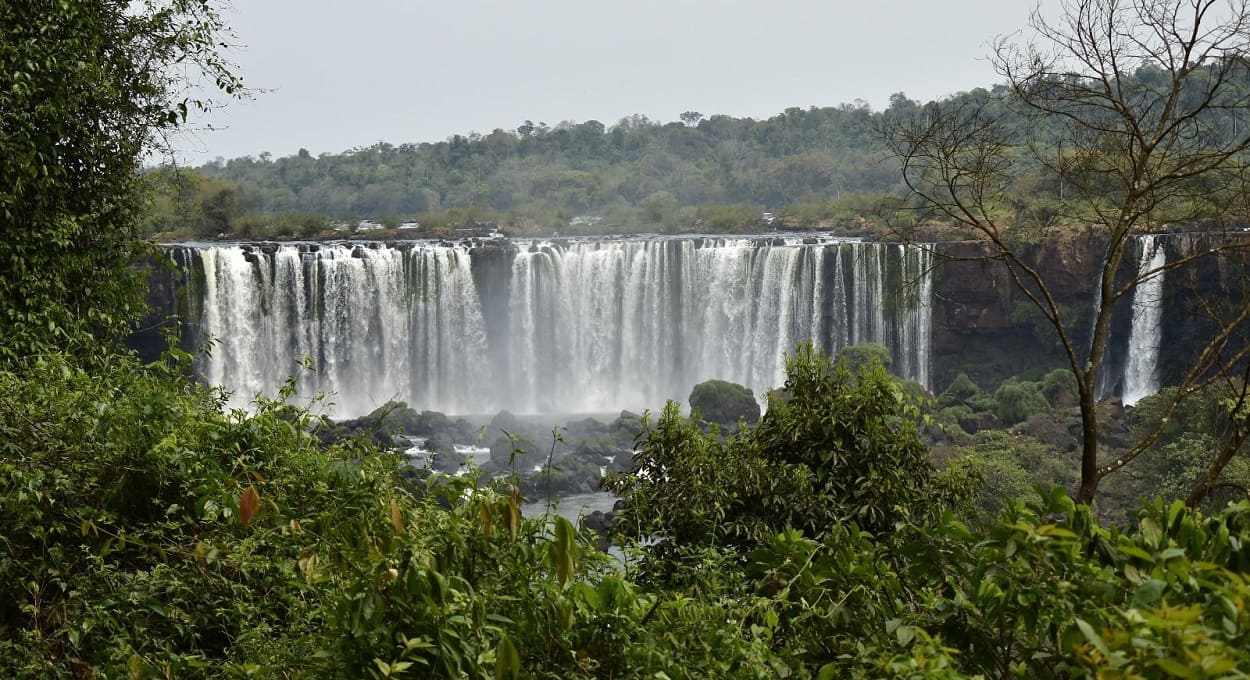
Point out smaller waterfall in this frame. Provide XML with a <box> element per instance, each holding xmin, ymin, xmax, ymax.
<box><xmin>1122</xmin><ymin>235</ymin><xmax>1166</xmax><ymax>406</ymax></box>
<box><xmin>895</xmin><ymin>245</ymin><xmax>933</xmax><ymax>389</ymax></box>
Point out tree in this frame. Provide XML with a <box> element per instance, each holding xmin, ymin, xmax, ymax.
<box><xmin>680</xmin><ymin>110</ymin><xmax>704</xmax><ymax>127</ymax></box>
<box><xmin>837</xmin><ymin>342</ymin><xmax>893</xmax><ymax>373</ymax></box>
<box><xmin>887</xmin><ymin>91</ymin><xmax>917</xmax><ymax>112</ymax></box>
<box><xmin>610</xmin><ymin>345</ymin><xmax>937</xmax><ymax>553</ymax></box>
<box><xmin>0</xmin><ymin>0</ymin><xmax>242</xmax><ymax>357</ymax></box>
<box><xmin>885</xmin><ymin>0</ymin><xmax>1250</xmax><ymax>504</ymax></box>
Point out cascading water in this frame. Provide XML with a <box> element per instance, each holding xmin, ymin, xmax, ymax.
<box><xmin>192</xmin><ymin>243</ymin><xmax>488</xmax><ymax>414</ymax></box>
<box><xmin>178</xmin><ymin>236</ymin><xmax>935</xmax><ymax>417</ymax></box>
<box><xmin>895</xmin><ymin>244</ymin><xmax>933</xmax><ymax>390</ymax></box>
<box><xmin>1122</xmin><ymin>235</ymin><xmax>1166</xmax><ymax>406</ymax></box>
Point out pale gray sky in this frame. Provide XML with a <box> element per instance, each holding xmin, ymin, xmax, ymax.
<box><xmin>182</xmin><ymin>1</ymin><xmax>1043</xmax><ymax>163</ymax></box>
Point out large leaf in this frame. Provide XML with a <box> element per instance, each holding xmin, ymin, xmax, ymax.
<box><xmin>239</xmin><ymin>486</ymin><xmax>260</xmax><ymax>528</ymax></box>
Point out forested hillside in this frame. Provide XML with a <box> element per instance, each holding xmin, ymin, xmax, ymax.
<box><xmin>148</xmin><ymin>100</ymin><xmax>910</xmax><ymax>237</ymax></box>
<box><xmin>207</xmin><ymin>107</ymin><xmax>898</xmax><ymax>212</ymax></box>
<box><xmin>147</xmin><ymin>58</ymin><xmax>1250</xmax><ymax>240</ymax></box>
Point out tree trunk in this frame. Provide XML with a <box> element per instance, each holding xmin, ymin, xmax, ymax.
<box><xmin>1075</xmin><ymin>389</ymin><xmax>1101</xmax><ymax>504</ymax></box>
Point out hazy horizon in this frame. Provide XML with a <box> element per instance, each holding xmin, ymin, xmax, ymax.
<box><xmin>178</xmin><ymin>1</ymin><xmax>1046</xmax><ymax>164</ymax></box>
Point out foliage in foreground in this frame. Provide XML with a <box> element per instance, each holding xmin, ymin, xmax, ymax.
<box><xmin>9</xmin><ymin>0</ymin><xmax>1248</xmax><ymax>674</ymax></box>
<box><xmin>2</xmin><ymin>343</ymin><xmax>1250</xmax><ymax>678</ymax></box>
<box><xmin>610</xmin><ymin>345</ymin><xmax>937</xmax><ymax>554</ymax></box>
<box><xmin>612</xmin><ymin>347</ymin><xmax>1250</xmax><ymax>678</ymax></box>
<box><xmin>0</xmin><ymin>349</ymin><xmax>783</xmax><ymax>678</ymax></box>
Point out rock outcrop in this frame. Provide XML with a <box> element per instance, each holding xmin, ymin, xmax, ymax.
<box><xmin>689</xmin><ymin>380</ymin><xmax>759</xmax><ymax>427</ymax></box>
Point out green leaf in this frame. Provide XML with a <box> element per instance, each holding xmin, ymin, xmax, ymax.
<box><xmin>1155</xmin><ymin>658</ymin><xmax>1198</xmax><ymax>679</ymax></box>
<box><xmin>1157</xmin><ymin>547</ymin><xmax>1186</xmax><ymax>561</ymax></box>
<box><xmin>1116</xmin><ymin>544</ymin><xmax>1155</xmax><ymax>561</ymax></box>
<box><xmin>1073</xmin><ymin>618</ymin><xmax>1109</xmax><ymax>657</ymax></box>
<box><xmin>1131</xmin><ymin>579</ymin><xmax>1166</xmax><ymax>608</ymax></box>
<box><xmin>549</xmin><ymin>516</ymin><xmax>578</xmax><ymax>588</ymax></box>
<box><xmin>494</xmin><ymin>636</ymin><xmax>520</xmax><ymax>680</ymax></box>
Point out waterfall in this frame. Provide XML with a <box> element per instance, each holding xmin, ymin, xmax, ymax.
<box><xmin>1122</xmin><ymin>235</ymin><xmax>1166</xmax><ymax>406</ymax></box>
<box><xmin>181</xmin><ymin>236</ymin><xmax>936</xmax><ymax>417</ymax></box>
<box><xmin>896</xmin><ymin>244</ymin><xmax>933</xmax><ymax>389</ymax></box>
<box><xmin>193</xmin><ymin>243</ymin><xmax>487</xmax><ymax>414</ymax></box>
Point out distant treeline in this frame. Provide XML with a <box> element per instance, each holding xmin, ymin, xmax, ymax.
<box><xmin>142</xmin><ymin>92</ymin><xmax>941</xmax><ymax>238</ymax></box>
<box><xmin>144</xmin><ymin>61</ymin><xmax>1250</xmax><ymax>239</ymax></box>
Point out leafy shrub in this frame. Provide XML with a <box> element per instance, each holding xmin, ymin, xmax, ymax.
<box><xmin>947</xmin><ymin>430</ymin><xmax>1077</xmax><ymax>514</ymax></box>
<box><xmin>837</xmin><ymin>342</ymin><xmax>892</xmax><ymax>373</ymax></box>
<box><xmin>5</xmin><ymin>342</ymin><xmax>1249</xmax><ymax>677</ymax></box>
<box><xmin>1145</xmin><ymin>432</ymin><xmax>1220</xmax><ymax>503</ymax></box>
<box><xmin>933</xmin><ymin>403</ymin><xmax>974</xmax><ymax>438</ymax></box>
<box><xmin>611</xmin><ymin>344</ymin><xmax>936</xmax><ymax>554</ymax></box>
<box><xmin>939</xmin><ymin>371</ymin><xmax>983</xmax><ymax>407</ymax></box>
<box><xmin>1041</xmin><ymin>367</ymin><xmax>1078</xmax><ymax>407</ymax></box>
<box><xmin>994</xmin><ymin>377</ymin><xmax>1049</xmax><ymax>425</ymax></box>
<box><xmin>0</xmin><ymin>350</ymin><xmax>398</xmax><ymax>676</ymax></box>
<box><xmin>739</xmin><ymin>488</ymin><xmax>1250</xmax><ymax>677</ymax></box>
<box><xmin>1130</xmin><ymin>385</ymin><xmax>1231</xmax><ymax>448</ymax></box>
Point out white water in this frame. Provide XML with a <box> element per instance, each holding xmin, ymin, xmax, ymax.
<box><xmin>1122</xmin><ymin>235</ymin><xmax>1166</xmax><ymax>406</ymax></box>
<box><xmin>183</xmin><ymin>237</ymin><xmax>934</xmax><ymax>417</ymax></box>
<box><xmin>1090</xmin><ymin>281</ymin><xmax>1112</xmax><ymax>401</ymax></box>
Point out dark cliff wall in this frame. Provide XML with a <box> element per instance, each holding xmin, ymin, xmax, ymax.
<box><xmin>930</xmin><ymin>232</ymin><xmax>1250</xmax><ymax>396</ymax></box>
<box><xmin>129</xmin><ymin>257</ymin><xmax>187</xmax><ymax>362</ymax></box>
<box><xmin>930</xmin><ymin>237</ymin><xmax>1106</xmax><ymax>392</ymax></box>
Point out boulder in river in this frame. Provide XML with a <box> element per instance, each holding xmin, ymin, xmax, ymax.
<box><xmin>688</xmin><ymin>379</ymin><xmax>759</xmax><ymax>427</ymax></box>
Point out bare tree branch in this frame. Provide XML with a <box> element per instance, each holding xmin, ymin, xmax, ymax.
<box><xmin>884</xmin><ymin>0</ymin><xmax>1250</xmax><ymax>505</ymax></box>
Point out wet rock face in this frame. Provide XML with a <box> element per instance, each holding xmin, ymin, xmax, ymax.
<box><xmin>932</xmin><ymin>238</ymin><xmax>1100</xmax><ymax>338</ymax></box>
<box><xmin>1034</xmin><ymin>230</ymin><xmax>1105</xmax><ymax>298</ymax></box>
<box><xmin>933</xmin><ymin>242</ymin><xmax>1017</xmax><ymax>337</ymax></box>
<box><xmin>930</xmin><ymin>237</ymin><xmax>1108</xmax><ymax>394</ymax></box>
<box><xmin>928</xmin><ymin>232</ymin><xmax>1250</xmax><ymax>393</ymax></box>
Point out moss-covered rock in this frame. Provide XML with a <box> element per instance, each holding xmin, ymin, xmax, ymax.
<box><xmin>488</xmin><ymin>434</ymin><xmax>542</xmax><ymax>471</ymax></box>
<box><xmin>609</xmin><ymin>410</ymin><xmax>644</xmax><ymax>446</ymax></box>
<box><xmin>688</xmin><ymin>379</ymin><xmax>759</xmax><ymax>427</ymax></box>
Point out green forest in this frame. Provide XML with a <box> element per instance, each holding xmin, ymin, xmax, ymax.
<box><xmin>143</xmin><ymin>55</ymin><xmax>1250</xmax><ymax>241</ymax></box>
<box><xmin>146</xmin><ymin>103</ymin><xmax>906</xmax><ymax>238</ymax></box>
<box><xmin>5</xmin><ymin>0</ymin><xmax>1250</xmax><ymax>678</ymax></box>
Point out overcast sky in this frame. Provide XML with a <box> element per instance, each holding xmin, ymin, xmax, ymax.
<box><xmin>180</xmin><ymin>1</ymin><xmax>1045</xmax><ymax>163</ymax></box>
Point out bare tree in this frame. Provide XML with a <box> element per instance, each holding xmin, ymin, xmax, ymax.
<box><xmin>885</xmin><ymin>0</ymin><xmax>1250</xmax><ymax>504</ymax></box>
